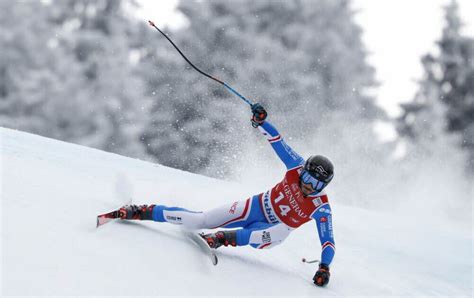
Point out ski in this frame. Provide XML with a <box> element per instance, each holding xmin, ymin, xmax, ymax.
<box><xmin>185</xmin><ymin>230</ymin><xmax>218</xmax><ymax>266</ymax></box>
<box><xmin>97</xmin><ymin>208</ymin><xmax>218</xmax><ymax>265</ymax></box>
<box><xmin>96</xmin><ymin>210</ymin><xmax>121</xmax><ymax>228</ymax></box>
<box><xmin>96</xmin><ymin>199</ymin><xmax>132</xmax><ymax>228</ymax></box>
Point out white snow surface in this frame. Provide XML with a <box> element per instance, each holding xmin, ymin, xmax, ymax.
<box><xmin>1</xmin><ymin>127</ymin><xmax>472</xmax><ymax>296</ymax></box>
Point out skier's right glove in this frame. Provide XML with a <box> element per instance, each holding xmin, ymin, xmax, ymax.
<box><xmin>251</xmin><ymin>103</ymin><xmax>267</xmax><ymax>128</ymax></box>
<box><xmin>313</xmin><ymin>263</ymin><xmax>330</xmax><ymax>287</ymax></box>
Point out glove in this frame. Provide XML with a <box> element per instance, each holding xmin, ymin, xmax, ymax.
<box><xmin>251</xmin><ymin>103</ymin><xmax>267</xmax><ymax>128</ymax></box>
<box><xmin>313</xmin><ymin>263</ymin><xmax>330</xmax><ymax>287</ymax></box>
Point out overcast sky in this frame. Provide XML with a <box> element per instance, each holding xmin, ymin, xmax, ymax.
<box><xmin>135</xmin><ymin>0</ymin><xmax>473</xmax><ymax>118</ymax></box>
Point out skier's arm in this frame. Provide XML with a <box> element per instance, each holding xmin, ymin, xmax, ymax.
<box><xmin>251</xmin><ymin>104</ymin><xmax>304</xmax><ymax>169</ymax></box>
<box><xmin>258</xmin><ymin>122</ymin><xmax>305</xmax><ymax>169</ymax></box>
<box><xmin>311</xmin><ymin>204</ymin><xmax>335</xmax><ymax>267</ymax></box>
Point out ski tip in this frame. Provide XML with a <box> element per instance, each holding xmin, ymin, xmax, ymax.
<box><xmin>96</xmin><ymin>216</ymin><xmax>113</xmax><ymax>228</ymax></box>
<box><xmin>96</xmin><ymin>216</ymin><xmax>104</xmax><ymax>228</ymax></box>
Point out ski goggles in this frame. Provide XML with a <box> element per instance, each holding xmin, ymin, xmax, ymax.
<box><xmin>300</xmin><ymin>170</ymin><xmax>327</xmax><ymax>192</ymax></box>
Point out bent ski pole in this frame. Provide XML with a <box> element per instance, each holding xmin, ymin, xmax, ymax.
<box><xmin>148</xmin><ymin>20</ymin><xmax>254</xmax><ymax>107</ymax></box>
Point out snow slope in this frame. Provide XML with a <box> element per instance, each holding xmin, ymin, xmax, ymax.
<box><xmin>1</xmin><ymin>127</ymin><xmax>472</xmax><ymax>296</ymax></box>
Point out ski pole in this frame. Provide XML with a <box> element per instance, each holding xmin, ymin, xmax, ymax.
<box><xmin>302</xmin><ymin>258</ymin><xmax>320</xmax><ymax>264</ymax></box>
<box><xmin>148</xmin><ymin>20</ymin><xmax>254</xmax><ymax>107</ymax></box>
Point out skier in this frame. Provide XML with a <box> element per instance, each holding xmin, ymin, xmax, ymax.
<box><xmin>115</xmin><ymin>104</ymin><xmax>335</xmax><ymax>287</ymax></box>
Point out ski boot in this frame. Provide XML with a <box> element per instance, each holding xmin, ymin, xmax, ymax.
<box><xmin>201</xmin><ymin>230</ymin><xmax>237</xmax><ymax>249</ymax></box>
<box><xmin>118</xmin><ymin>204</ymin><xmax>155</xmax><ymax>220</ymax></box>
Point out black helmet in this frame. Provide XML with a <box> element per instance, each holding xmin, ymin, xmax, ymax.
<box><xmin>304</xmin><ymin>155</ymin><xmax>334</xmax><ymax>184</ymax></box>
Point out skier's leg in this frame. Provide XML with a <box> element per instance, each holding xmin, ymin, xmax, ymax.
<box><xmin>203</xmin><ymin>195</ymin><xmax>266</xmax><ymax>229</ymax></box>
<box><xmin>117</xmin><ymin>204</ymin><xmax>206</xmax><ymax>229</ymax></box>
<box><xmin>117</xmin><ymin>198</ymin><xmax>251</xmax><ymax>229</ymax></box>
<box><xmin>200</xmin><ymin>197</ymin><xmax>293</xmax><ymax>249</ymax></box>
<box><xmin>236</xmin><ymin>222</ymin><xmax>292</xmax><ymax>249</ymax></box>
<box><xmin>151</xmin><ymin>205</ymin><xmax>205</xmax><ymax>229</ymax></box>
<box><xmin>119</xmin><ymin>195</ymin><xmax>266</xmax><ymax>242</ymax></box>
<box><xmin>203</xmin><ymin>222</ymin><xmax>292</xmax><ymax>249</ymax></box>
<box><xmin>151</xmin><ymin>194</ymin><xmax>265</xmax><ymax>230</ymax></box>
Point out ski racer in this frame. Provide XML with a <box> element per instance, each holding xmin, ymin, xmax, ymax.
<box><xmin>116</xmin><ymin>104</ymin><xmax>335</xmax><ymax>287</ymax></box>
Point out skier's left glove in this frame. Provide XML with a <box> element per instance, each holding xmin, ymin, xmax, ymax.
<box><xmin>313</xmin><ymin>263</ymin><xmax>330</xmax><ymax>287</ymax></box>
<box><xmin>251</xmin><ymin>103</ymin><xmax>267</xmax><ymax>128</ymax></box>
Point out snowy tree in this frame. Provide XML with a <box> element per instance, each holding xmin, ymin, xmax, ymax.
<box><xmin>48</xmin><ymin>0</ymin><xmax>148</xmax><ymax>158</ymax></box>
<box><xmin>139</xmin><ymin>0</ymin><xmax>390</xmax><ymax>187</ymax></box>
<box><xmin>437</xmin><ymin>1</ymin><xmax>474</xmax><ymax>172</ymax></box>
<box><xmin>0</xmin><ymin>1</ymin><xmax>85</xmax><ymax>139</ymax></box>
<box><xmin>398</xmin><ymin>0</ymin><xmax>474</xmax><ymax>173</ymax></box>
<box><xmin>396</xmin><ymin>1</ymin><xmax>472</xmax><ymax>216</ymax></box>
<box><xmin>0</xmin><ymin>0</ymin><xmax>148</xmax><ymax>159</ymax></box>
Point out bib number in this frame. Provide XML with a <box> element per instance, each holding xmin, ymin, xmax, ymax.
<box><xmin>275</xmin><ymin>191</ymin><xmax>290</xmax><ymax>216</ymax></box>
<box><xmin>279</xmin><ymin>204</ymin><xmax>291</xmax><ymax>216</ymax></box>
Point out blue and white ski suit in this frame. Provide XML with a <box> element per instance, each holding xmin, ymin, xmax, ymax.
<box><xmin>151</xmin><ymin>121</ymin><xmax>335</xmax><ymax>266</ymax></box>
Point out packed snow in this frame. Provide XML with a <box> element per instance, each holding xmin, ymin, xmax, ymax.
<box><xmin>1</xmin><ymin>127</ymin><xmax>471</xmax><ymax>296</ymax></box>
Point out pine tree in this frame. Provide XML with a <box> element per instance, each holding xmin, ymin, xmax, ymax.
<box><xmin>0</xmin><ymin>1</ymin><xmax>85</xmax><ymax>139</ymax></box>
<box><xmin>0</xmin><ymin>0</ymin><xmax>149</xmax><ymax>159</ymax></box>
<box><xmin>398</xmin><ymin>0</ymin><xmax>474</xmax><ymax>172</ymax></box>
<box><xmin>395</xmin><ymin>0</ymin><xmax>472</xmax><ymax>217</ymax></box>
<box><xmin>139</xmin><ymin>0</ymin><xmax>388</xmax><ymax>184</ymax></box>
<box><xmin>438</xmin><ymin>1</ymin><xmax>474</xmax><ymax>171</ymax></box>
<box><xmin>46</xmin><ymin>0</ymin><xmax>148</xmax><ymax>158</ymax></box>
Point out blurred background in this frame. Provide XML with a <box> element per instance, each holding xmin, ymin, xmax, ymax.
<box><xmin>1</xmin><ymin>0</ymin><xmax>472</xmax><ymax>223</ymax></box>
